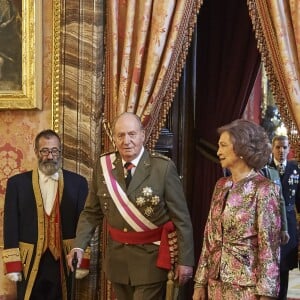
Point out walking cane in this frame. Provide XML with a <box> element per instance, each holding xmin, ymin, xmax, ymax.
<box><xmin>71</xmin><ymin>252</ymin><xmax>78</xmax><ymax>300</ymax></box>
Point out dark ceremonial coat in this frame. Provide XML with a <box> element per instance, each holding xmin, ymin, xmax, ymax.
<box><xmin>3</xmin><ymin>168</ymin><xmax>88</xmax><ymax>300</ymax></box>
<box><xmin>74</xmin><ymin>150</ymin><xmax>195</xmax><ymax>285</ymax></box>
<box><xmin>260</xmin><ymin>165</ymin><xmax>288</xmax><ymax>232</ymax></box>
<box><xmin>269</xmin><ymin>160</ymin><xmax>300</xmax><ymax>271</ymax></box>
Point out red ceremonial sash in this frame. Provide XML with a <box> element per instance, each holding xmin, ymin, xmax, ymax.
<box><xmin>101</xmin><ymin>153</ymin><xmax>176</xmax><ymax>270</ymax></box>
<box><xmin>101</xmin><ymin>154</ymin><xmax>158</xmax><ymax>232</ymax></box>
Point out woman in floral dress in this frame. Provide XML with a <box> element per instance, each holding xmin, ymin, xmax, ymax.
<box><xmin>193</xmin><ymin>119</ymin><xmax>281</xmax><ymax>300</ymax></box>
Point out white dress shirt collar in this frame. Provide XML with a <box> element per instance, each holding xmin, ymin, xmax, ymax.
<box><xmin>122</xmin><ymin>146</ymin><xmax>144</xmax><ymax>175</ymax></box>
<box><xmin>38</xmin><ymin>169</ymin><xmax>59</xmax><ymax>215</ymax></box>
<box><xmin>274</xmin><ymin>158</ymin><xmax>287</xmax><ymax>167</ymax></box>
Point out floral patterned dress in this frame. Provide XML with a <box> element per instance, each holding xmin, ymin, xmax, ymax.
<box><xmin>194</xmin><ymin>172</ymin><xmax>281</xmax><ymax>299</ymax></box>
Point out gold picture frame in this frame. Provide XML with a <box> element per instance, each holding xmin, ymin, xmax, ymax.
<box><xmin>0</xmin><ymin>0</ymin><xmax>60</xmax><ymax>111</ymax></box>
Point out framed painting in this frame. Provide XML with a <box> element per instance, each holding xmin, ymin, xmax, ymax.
<box><xmin>0</xmin><ymin>0</ymin><xmax>60</xmax><ymax>110</ymax></box>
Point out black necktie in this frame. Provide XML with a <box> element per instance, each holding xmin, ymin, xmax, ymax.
<box><xmin>124</xmin><ymin>162</ymin><xmax>134</xmax><ymax>188</ymax></box>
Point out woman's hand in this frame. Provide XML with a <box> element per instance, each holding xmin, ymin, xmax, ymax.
<box><xmin>192</xmin><ymin>286</ymin><xmax>206</xmax><ymax>300</ymax></box>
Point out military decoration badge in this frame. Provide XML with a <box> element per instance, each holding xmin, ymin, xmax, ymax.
<box><xmin>288</xmin><ymin>169</ymin><xmax>299</xmax><ymax>185</ymax></box>
<box><xmin>135</xmin><ymin>187</ymin><xmax>160</xmax><ymax>217</ymax></box>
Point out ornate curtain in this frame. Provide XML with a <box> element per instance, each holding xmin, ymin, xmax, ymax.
<box><xmin>101</xmin><ymin>1</ymin><xmax>202</xmax><ymax>299</ymax></box>
<box><xmin>248</xmin><ymin>0</ymin><xmax>300</xmax><ymax>160</ymax></box>
<box><xmin>60</xmin><ymin>0</ymin><xmax>104</xmax><ymax>299</ymax></box>
<box><xmin>185</xmin><ymin>0</ymin><xmax>261</xmax><ymax>297</ymax></box>
<box><xmin>104</xmin><ymin>0</ymin><xmax>202</xmax><ymax>150</ymax></box>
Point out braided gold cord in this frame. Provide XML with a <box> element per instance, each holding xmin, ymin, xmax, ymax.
<box><xmin>147</xmin><ymin>0</ymin><xmax>204</xmax><ymax>150</ymax></box>
<box><xmin>247</xmin><ymin>0</ymin><xmax>300</xmax><ymax>161</ymax></box>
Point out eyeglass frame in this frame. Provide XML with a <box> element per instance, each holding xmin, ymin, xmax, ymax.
<box><xmin>39</xmin><ymin>147</ymin><xmax>61</xmax><ymax>156</ymax></box>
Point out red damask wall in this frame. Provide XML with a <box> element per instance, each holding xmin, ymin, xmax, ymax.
<box><xmin>0</xmin><ymin>2</ymin><xmax>53</xmax><ymax>298</ymax></box>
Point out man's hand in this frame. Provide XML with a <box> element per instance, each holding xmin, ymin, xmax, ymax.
<box><xmin>281</xmin><ymin>231</ymin><xmax>290</xmax><ymax>245</ymax></box>
<box><xmin>174</xmin><ymin>265</ymin><xmax>193</xmax><ymax>285</ymax></box>
<box><xmin>67</xmin><ymin>248</ymin><xmax>83</xmax><ymax>271</ymax></box>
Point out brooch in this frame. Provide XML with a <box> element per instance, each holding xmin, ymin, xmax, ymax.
<box><xmin>225</xmin><ymin>180</ymin><xmax>233</xmax><ymax>189</ymax></box>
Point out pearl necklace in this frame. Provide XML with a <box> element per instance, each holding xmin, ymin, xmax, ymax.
<box><xmin>231</xmin><ymin>168</ymin><xmax>255</xmax><ymax>184</ymax></box>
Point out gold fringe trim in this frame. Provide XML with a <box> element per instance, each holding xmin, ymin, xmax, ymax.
<box><xmin>103</xmin><ymin>1</ymin><xmax>118</xmax><ymax>152</ymax></box>
<box><xmin>247</xmin><ymin>0</ymin><xmax>300</xmax><ymax>161</ymax></box>
<box><xmin>146</xmin><ymin>0</ymin><xmax>204</xmax><ymax>150</ymax></box>
<box><xmin>83</xmin><ymin>246</ymin><xmax>91</xmax><ymax>259</ymax></box>
<box><xmin>102</xmin><ymin>0</ymin><xmax>204</xmax><ymax>152</ymax></box>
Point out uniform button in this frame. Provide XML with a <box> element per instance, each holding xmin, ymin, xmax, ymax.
<box><xmin>123</xmin><ymin>228</ymin><xmax>128</xmax><ymax>244</ymax></box>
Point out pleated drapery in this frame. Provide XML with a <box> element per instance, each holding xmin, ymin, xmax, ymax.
<box><xmin>104</xmin><ymin>0</ymin><xmax>202</xmax><ymax>151</ymax></box>
<box><xmin>102</xmin><ymin>1</ymin><xmax>202</xmax><ymax>299</ymax></box>
<box><xmin>56</xmin><ymin>1</ymin><xmax>300</xmax><ymax>299</ymax></box>
<box><xmin>186</xmin><ymin>0</ymin><xmax>261</xmax><ymax>297</ymax></box>
<box><xmin>248</xmin><ymin>0</ymin><xmax>300</xmax><ymax>160</ymax></box>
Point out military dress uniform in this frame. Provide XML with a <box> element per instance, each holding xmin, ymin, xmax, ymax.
<box><xmin>2</xmin><ymin>168</ymin><xmax>88</xmax><ymax>300</ymax></box>
<box><xmin>269</xmin><ymin>159</ymin><xmax>300</xmax><ymax>298</ymax></box>
<box><xmin>260</xmin><ymin>165</ymin><xmax>288</xmax><ymax>233</ymax></box>
<box><xmin>74</xmin><ymin>149</ymin><xmax>194</xmax><ymax>295</ymax></box>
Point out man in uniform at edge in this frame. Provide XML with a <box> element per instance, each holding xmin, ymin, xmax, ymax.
<box><xmin>269</xmin><ymin>135</ymin><xmax>300</xmax><ymax>300</ymax></box>
<box><xmin>67</xmin><ymin>112</ymin><xmax>194</xmax><ymax>300</ymax></box>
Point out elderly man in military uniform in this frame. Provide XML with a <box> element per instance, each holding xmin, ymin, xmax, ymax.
<box><xmin>68</xmin><ymin>112</ymin><xmax>194</xmax><ymax>300</ymax></box>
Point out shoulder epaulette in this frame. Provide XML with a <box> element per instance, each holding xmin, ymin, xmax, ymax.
<box><xmin>100</xmin><ymin>151</ymin><xmax>115</xmax><ymax>157</ymax></box>
<box><xmin>150</xmin><ymin>152</ymin><xmax>170</xmax><ymax>161</ymax></box>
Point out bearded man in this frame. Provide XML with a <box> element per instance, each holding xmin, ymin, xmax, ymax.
<box><xmin>2</xmin><ymin>129</ymin><xmax>88</xmax><ymax>300</ymax></box>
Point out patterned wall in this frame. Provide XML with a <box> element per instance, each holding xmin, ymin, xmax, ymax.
<box><xmin>0</xmin><ymin>2</ymin><xmax>53</xmax><ymax>298</ymax></box>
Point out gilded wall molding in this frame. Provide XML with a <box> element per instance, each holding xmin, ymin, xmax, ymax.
<box><xmin>52</xmin><ymin>0</ymin><xmax>61</xmax><ymax>132</ymax></box>
<box><xmin>0</xmin><ymin>0</ymin><xmax>42</xmax><ymax>109</ymax></box>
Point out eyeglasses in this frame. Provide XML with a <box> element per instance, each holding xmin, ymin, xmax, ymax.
<box><xmin>39</xmin><ymin>147</ymin><xmax>61</xmax><ymax>156</ymax></box>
